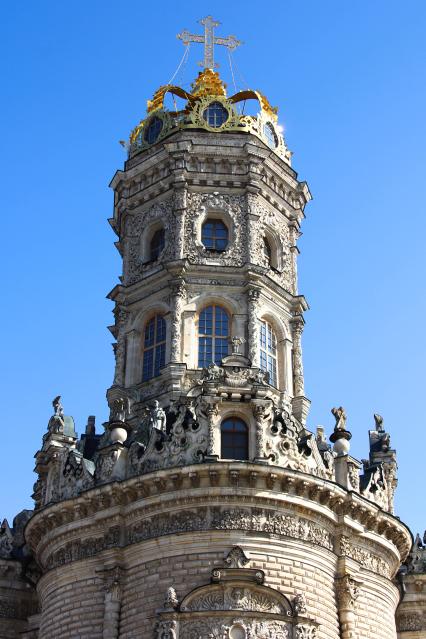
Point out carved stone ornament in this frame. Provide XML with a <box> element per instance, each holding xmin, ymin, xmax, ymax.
<box><xmin>164</xmin><ymin>587</ymin><xmax>179</xmax><ymax>610</ymax></box>
<box><xmin>294</xmin><ymin>626</ymin><xmax>318</xmax><ymax>639</ymax></box>
<box><xmin>178</xmin><ymin>618</ymin><xmax>290</xmax><ymax>638</ymax></box>
<box><xmin>154</xmin><ymin>620</ymin><xmax>177</xmax><ymax>639</ymax></box>
<box><xmin>184</xmin><ymin>192</ymin><xmax>247</xmax><ymax>267</ymax></box>
<box><xmin>224</xmin><ymin>546</ymin><xmax>250</xmax><ymax>569</ymax></box>
<box><xmin>336</xmin><ymin>574</ymin><xmax>362</xmax><ymax>610</ymax></box>
<box><xmin>340</xmin><ymin>536</ymin><xmax>390</xmax><ymax>578</ymax></box>
<box><xmin>124</xmin><ymin>198</ymin><xmax>175</xmax><ymax>286</ymax></box>
<box><xmin>182</xmin><ymin>585</ymin><xmax>290</xmax><ymax>615</ymax></box>
<box><xmin>293</xmin><ymin>593</ymin><xmax>307</xmax><ymax>615</ymax></box>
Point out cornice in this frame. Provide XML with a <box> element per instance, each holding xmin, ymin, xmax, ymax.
<box><xmin>25</xmin><ymin>462</ymin><xmax>411</xmax><ymax>575</ymax></box>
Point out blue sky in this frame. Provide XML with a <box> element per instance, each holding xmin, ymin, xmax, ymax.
<box><xmin>1</xmin><ymin>1</ymin><xmax>425</xmax><ymax>535</ymax></box>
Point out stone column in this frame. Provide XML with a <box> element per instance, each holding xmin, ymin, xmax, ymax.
<box><xmin>289</xmin><ymin>222</ymin><xmax>300</xmax><ymax>296</ymax></box>
<box><xmin>252</xmin><ymin>401</ymin><xmax>270</xmax><ymax>461</ymax></box>
<box><xmin>246</xmin><ymin>190</ymin><xmax>261</xmax><ymax>264</ymax></box>
<box><xmin>172</xmin><ymin>185</ymin><xmax>187</xmax><ymax>260</ymax></box>
<box><xmin>336</xmin><ymin>573</ymin><xmax>362</xmax><ymax>639</ymax></box>
<box><xmin>284</xmin><ymin>337</ymin><xmax>293</xmax><ymax>394</ymax></box>
<box><xmin>291</xmin><ymin>316</ymin><xmax>305</xmax><ymax>397</ymax></box>
<box><xmin>102</xmin><ymin>566</ymin><xmax>123</xmax><ymax>639</ymax></box>
<box><xmin>247</xmin><ymin>287</ymin><xmax>261</xmax><ymax>366</ymax></box>
<box><xmin>113</xmin><ymin>307</ymin><xmax>129</xmax><ymax>387</ymax></box>
<box><xmin>202</xmin><ymin>398</ymin><xmax>220</xmax><ymax>461</ymax></box>
<box><xmin>170</xmin><ymin>280</ymin><xmax>186</xmax><ymax>363</ymax></box>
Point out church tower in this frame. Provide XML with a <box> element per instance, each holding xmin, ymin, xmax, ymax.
<box><xmin>1</xmin><ymin>17</ymin><xmax>414</xmax><ymax>639</ymax></box>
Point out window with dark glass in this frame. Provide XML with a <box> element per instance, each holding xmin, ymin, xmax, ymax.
<box><xmin>202</xmin><ymin>101</ymin><xmax>229</xmax><ymax>128</ymax></box>
<box><xmin>201</xmin><ymin>219</ymin><xmax>228</xmax><ymax>251</ymax></box>
<box><xmin>142</xmin><ymin>315</ymin><xmax>166</xmax><ymax>381</ymax></box>
<box><xmin>198</xmin><ymin>305</ymin><xmax>229</xmax><ymax>368</ymax></box>
<box><xmin>144</xmin><ymin>116</ymin><xmax>163</xmax><ymax>144</ymax></box>
<box><xmin>221</xmin><ymin>418</ymin><xmax>249</xmax><ymax>460</ymax></box>
<box><xmin>259</xmin><ymin>320</ymin><xmax>278</xmax><ymax>387</ymax></box>
<box><xmin>264</xmin><ymin>122</ymin><xmax>278</xmax><ymax>148</ymax></box>
<box><xmin>149</xmin><ymin>228</ymin><xmax>165</xmax><ymax>261</ymax></box>
<box><xmin>263</xmin><ymin>237</ymin><xmax>272</xmax><ymax>266</ymax></box>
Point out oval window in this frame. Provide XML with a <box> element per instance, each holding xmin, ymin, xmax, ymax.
<box><xmin>144</xmin><ymin>116</ymin><xmax>163</xmax><ymax>144</ymax></box>
<box><xmin>202</xmin><ymin>101</ymin><xmax>229</xmax><ymax>128</ymax></box>
<box><xmin>264</xmin><ymin>121</ymin><xmax>278</xmax><ymax>148</ymax></box>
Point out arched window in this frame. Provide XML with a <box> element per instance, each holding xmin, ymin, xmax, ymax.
<box><xmin>203</xmin><ymin>101</ymin><xmax>229</xmax><ymax>128</ymax></box>
<box><xmin>149</xmin><ymin>228</ymin><xmax>165</xmax><ymax>261</ymax></box>
<box><xmin>263</xmin><ymin>237</ymin><xmax>272</xmax><ymax>266</ymax></box>
<box><xmin>144</xmin><ymin>116</ymin><xmax>163</xmax><ymax>144</ymax></box>
<box><xmin>142</xmin><ymin>315</ymin><xmax>166</xmax><ymax>381</ymax></box>
<box><xmin>264</xmin><ymin>121</ymin><xmax>278</xmax><ymax>148</ymax></box>
<box><xmin>221</xmin><ymin>418</ymin><xmax>249</xmax><ymax>460</ymax></box>
<box><xmin>201</xmin><ymin>219</ymin><xmax>228</xmax><ymax>251</ymax></box>
<box><xmin>198</xmin><ymin>305</ymin><xmax>229</xmax><ymax>368</ymax></box>
<box><xmin>259</xmin><ymin>320</ymin><xmax>278</xmax><ymax>387</ymax></box>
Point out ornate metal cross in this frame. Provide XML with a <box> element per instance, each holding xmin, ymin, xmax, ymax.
<box><xmin>177</xmin><ymin>16</ymin><xmax>242</xmax><ymax>70</ymax></box>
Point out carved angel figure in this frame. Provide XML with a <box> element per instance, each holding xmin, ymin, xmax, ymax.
<box><xmin>331</xmin><ymin>406</ymin><xmax>346</xmax><ymax>431</ymax></box>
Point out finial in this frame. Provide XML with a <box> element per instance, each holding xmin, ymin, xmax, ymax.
<box><xmin>177</xmin><ymin>16</ymin><xmax>242</xmax><ymax>70</ymax></box>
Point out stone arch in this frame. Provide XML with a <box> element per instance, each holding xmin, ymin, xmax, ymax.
<box><xmin>180</xmin><ymin>580</ymin><xmax>293</xmax><ymax>615</ymax></box>
<box><xmin>263</xmin><ymin>225</ymin><xmax>284</xmax><ymax>271</ymax></box>
<box><xmin>140</xmin><ymin>218</ymin><xmax>166</xmax><ymax>263</ymax></box>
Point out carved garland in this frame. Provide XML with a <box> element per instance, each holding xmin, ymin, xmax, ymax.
<box><xmin>43</xmin><ymin>507</ymin><xmax>333</xmax><ymax>571</ymax></box>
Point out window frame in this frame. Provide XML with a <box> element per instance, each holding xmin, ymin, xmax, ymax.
<box><xmin>149</xmin><ymin>227</ymin><xmax>165</xmax><ymax>262</ymax></box>
<box><xmin>201</xmin><ymin>218</ymin><xmax>229</xmax><ymax>252</ymax></box>
<box><xmin>198</xmin><ymin>304</ymin><xmax>230</xmax><ymax>368</ymax></box>
<box><xmin>142</xmin><ymin>314</ymin><xmax>166</xmax><ymax>381</ymax></box>
<box><xmin>221</xmin><ymin>417</ymin><xmax>249</xmax><ymax>460</ymax></box>
<box><xmin>259</xmin><ymin>319</ymin><xmax>278</xmax><ymax>388</ymax></box>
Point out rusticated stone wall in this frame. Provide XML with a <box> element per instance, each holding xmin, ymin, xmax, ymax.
<box><xmin>25</xmin><ymin>463</ymin><xmax>411</xmax><ymax>639</ymax></box>
<box><xmin>0</xmin><ymin>560</ymin><xmax>38</xmax><ymax>639</ymax></box>
<box><xmin>37</xmin><ymin>560</ymin><xmax>104</xmax><ymax>639</ymax></box>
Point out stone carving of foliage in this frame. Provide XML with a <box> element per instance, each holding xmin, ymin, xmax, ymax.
<box><xmin>123</xmin><ymin>198</ymin><xmax>174</xmax><ymax>286</ymax></box>
<box><xmin>295</xmin><ymin>626</ymin><xmax>317</xmax><ymax>639</ymax></box>
<box><xmin>184</xmin><ymin>192</ymin><xmax>247</xmax><ymax>267</ymax></box>
<box><xmin>186</xmin><ymin>587</ymin><xmax>285</xmax><ymax>615</ymax></box>
<box><xmin>340</xmin><ymin>536</ymin><xmax>391</xmax><ymax>578</ymax></box>
<box><xmin>178</xmin><ymin>618</ymin><xmax>290</xmax><ymax>639</ymax></box>
<box><xmin>250</xmin><ymin>201</ymin><xmax>294</xmax><ymax>293</ymax></box>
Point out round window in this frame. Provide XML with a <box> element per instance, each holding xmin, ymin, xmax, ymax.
<box><xmin>202</xmin><ymin>101</ymin><xmax>229</xmax><ymax>128</ymax></box>
<box><xmin>264</xmin><ymin>121</ymin><xmax>278</xmax><ymax>148</ymax></box>
<box><xmin>144</xmin><ymin>116</ymin><xmax>163</xmax><ymax>144</ymax></box>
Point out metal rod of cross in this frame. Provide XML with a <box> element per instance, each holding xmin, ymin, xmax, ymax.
<box><xmin>177</xmin><ymin>16</ymin><xmax>242</xmax><ymax>70</ymax></box>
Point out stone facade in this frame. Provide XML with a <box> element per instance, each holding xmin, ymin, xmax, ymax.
<box><xmin>0</xmin><ymin>26</ymin><xmax>422</xmax><ymax>639</ymax></box>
